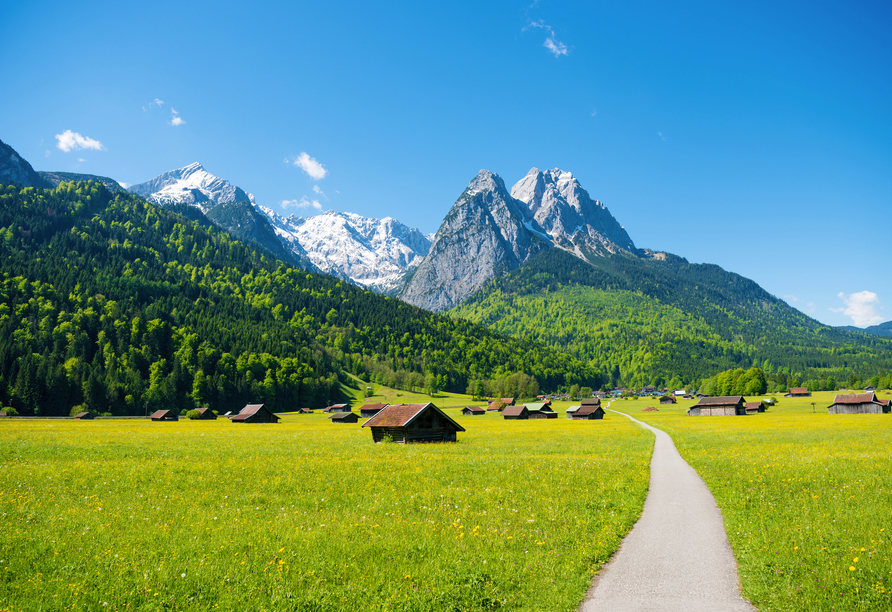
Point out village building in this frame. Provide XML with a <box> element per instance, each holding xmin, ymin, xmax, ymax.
<box><xmin>745</xmin><ymin>402</ymin><xmax>765</xmax><ymax>414</ymax></box>
<box><xmin>150</xmin><ymin>409</ymin><xmax>178</xmax><ymax>421</ymax></box>
<box><xmin>487</xmin><ymin>401</ymin><xmax>504</xmax><ymax>412</ymax></box>
<box><xmin>323</xmin><ymin>403</ymin><xmax>351</xmax><ymax>413</ymax></box>
<box><xmin>73</xmin><ymin>411</ymin><xmax>94</xmax><ymax>420</ymax></box>
<box><xmin>329</xmin><ymin>412</ymin><xmax>359</xmax><ymax>423</ymax></box>
<box><xmin>361</xmin><ymin>403</ymin><xmax>465</xmax><ymax>443</ymax></box>
<box><xmin>230</xmin><ymin>404</ymin><xmax>280</xmax><ymax>423</ymax></box>
<box><xmin>570</xmin><ymin>404</ymin><xmax>605</xmax><ymax>420</ymax></box>
<box><xmin>524</xmin><ymin>403</ymin><xmax>558</xmax><ymax>419</ymax></box>
<box><xmin>502</xmin><ymin>405</ymin><xmax>529</xmax><ymax>420</ymax></box>
<box><xmin>659</xmin><ymin>396</ymin><xmax>676</xmax><ymax>404</ymax></box>
<box><xmin>461</xmin><ymin>406</ymin><xmax>486</xmax><ymax>416</ymax></box>
<box><xmin>360</xmin><ymin>403</ymin><xmax>388</xmax><ymax>419</ymax></box>
<box><xmin>298</xmin><ymin>408</ymin><xmax>313</xmax><ymax>414</ymax></box>
<box><xmin>687</xmin><ymin>396</ymin><xmax>747</xmax><ymax>416</ymax></box>
<box><xmin>195</xmin><ymin>408</ymin><xmax>217</xmax><ymax>420</ymax></box>
<box><xmin>828</xmin><ymin>392</ymin><xmax>891</xmax><ymax>415</ymax></box>
<box><xmin>500</xmin><ymin>398</ymin><xmax>515</xmax><ymax>406</ymax></box>
<box><xmin>786</xmin><ymin>387</ymin><xmax>811</xmax><ymax>397</ymax></box>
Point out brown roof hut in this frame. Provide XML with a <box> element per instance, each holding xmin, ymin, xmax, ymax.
<box><xmin>461</xmin><ymin>406</ymin><xmax>486</xmax><ymax>415</ymax></box>
<box><xmin>73</xmin><ymin>411</ymin><xmax>94</xmax><ymax>420</ymax></box>
<box><xmin>323</xmin><ymin>403</ymin><xmax>351</xmax><ymax>413</ymax></box>
<box><xmin>659</xmin><ymin>396</ymin><xmax>676</xmax><ymax>404</ymax></box>
<box><xmin>360</xmin><ymin>403</ymin><xmax>388</xmax><ymax>419</ymax></box>
<box><xmin>787</xmin><ymin>387</ymin><xmax>811</xmax><ymax>397</ymax></box>
<box><xmin>501</xmin><ymin>398</ymin><xmax>515</xmax><ymax>406</ymax></box>
<box><xmin>150</xmin><ymin>409</ymin><xmax>178</xmax><ymax>421</ymax></box>
<box><xmin>329</xmin><ymin>411</ymin><xmax>359</xmax><ymax>423</ymax></box>
<box><xmin>570</xmin><ymin>404</ymin><xmax>605</xmax><ymax>420</ymax></box>
<box><xmin>502</xmin><ymin>405</ymin><xmax>529</xmax><ymax>420</ymax></box>
<box><xmin>195</xmin><ymin>408</ymin><xmax>217</xmax><ymax>420</ymax></box>
<box><xmin>230</xmin><ymin>404</ymin><xmax>280</xmax><ymax>423</ymax></box>
<box><xmin>486</xmin><ymin>400</ymin><xmax>504</xmax><ymax>412</ymax></box>
<box><xmin>580</xmin><ymin>398</ymin><xmax>600</xmax><ymax>406</ymax></box>
<box><xmin>828</xmin><ymin>392</ymin><xmax>890</xmax><ymax>415</ymax></box>
<box><xmin>298</xmin><ymin>407</ymin><xmax>314</xmax><ymax>414</ymax></box>
<box><xmin>361</xmin><ymin>403</ymin><xmax>465</xmax><ymax>443</ymax></box>
<box><xmin>687</xmin><ymin>396</ymin><xmax>747</xmax><ymax>416</ymax></box>
<box><xmin>744</xmin><ymin>401</ymin><xmax>765</xmax><ymax>414</ymax></box>
<box><xmin>524</xmin><ymin>402</ymin><xmax>558</xmax><ymax>419</ymax></box>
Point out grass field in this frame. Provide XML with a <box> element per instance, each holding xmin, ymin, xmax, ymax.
<box><xmin>0</xmin><ymin>404</ymin><xmax>652</xmax><ymax>611</ymax></box>
<box><xmin>612</xmin><ymin>390</ymin><xmax>892</xmax><ymax>611</ymax></box>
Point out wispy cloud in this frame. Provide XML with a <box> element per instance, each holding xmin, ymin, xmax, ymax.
<box><xmin>169</xmin><ymin>108</ymin><xmax>185</xmax><ymax>126</ymax></box>
<box><xmin>525</xmin><ymin>19</ymin><xmax>568</xmax><ymax>57</ymax></box>
<box><xmin>830</xmin><ymin>291</ymin><xmax>884</xmax><ymax>327</ymax></box>
<box><xmin>288</xmin><ymin>152</ymin><xmax>328</xmax><ymax>180</ymax></box>
<box><xmin>312</xmin><ymin>185</ymin><xmax>328</xmax><ymax>199</ymax></box>
<box><xmin>55</xmin><ymin>130</ymin><xmax>105</xmax><ymax>152</ymax></box>
<box><xmin>658</xmin><ymin>131</ymin><xmax>666</xmax><ymax>141</ymax></box>
<box><xmin>143</xmin><ymin>98</ymin><xmax>164</xmax><ymax>112</ymax></box>
<box><xmin>281</xmin><ymin>196</ymin><xmax>323</xmax><ymax>211</ymax></box>
<box><xmin>784</xmin><ymin>294</ymin><xmax>799</xmax><ymax>302</ymax></box>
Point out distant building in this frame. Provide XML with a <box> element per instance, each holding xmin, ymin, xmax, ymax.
<box><xmin>745</xmin><ymin>401</ymin><xmax>765</xmax><ymax>414</ymax></box>
<box><xmin>329</xmin><ymin>412</ymin><xmax>359</xmax><ymax>423</ymax></box>
<box><xmin>787</xmin><ymin>387</ymin><xmax>810</xmax><ymax>397</ymax></box>
<box><xmin>230</xmin><ymin>404</ymin><xmax>280</xmax><ymax>423</ymax></box>
<box><xmin>500</xmin><ymin>398</ymin><xmax>515</xmax><ymax>406</ymax></box>
<box><xmin>461</xmin><ymin>406</ymin><xmax>486</xmax><ymax>416</ymax></box>
<box><xmin>502</xmin><ymin>405</ymin><xmax>529</xmax><ymax>420</ymax></box>
<box><xmin>298</xmin><ymin>408</ymin><xmax>314</xmax><ymax>414</ymax></box>
<box><xmin>687</xmin><ymin>396</ymin><xmax>747</xmax><ymax>416</ymax></box>
<box><xmin>361</xmin><ymin>403</ymin><xmax>465</xmax><ymax>443</ymax></box>
<box><xmin>73</xmin><ymin>412</ymin><xmax>94</xmax><ymax>420</ymax></box>
<box><xmin>828</xmin><ymin>392</ymin><xmax>890</xmax><ymax>415</ymax></box>
<box><xmin>524</xmin><ymin>403</ymin><xmax>558</xmax><ymax>419</ymax></box>
<box><xmin>323</xmin><ymin>403</ymin><xmax>351</xmax><ymax>413</ymax></box>
<box><xmin>659</xmin><ymin>396</ymin><xmax>676</xmax><ymax>404</ymax></box>
<box><xmin>195</xmin><ymin>408</ymin><xmax>217</xmax><ymax>420</ymax></box>
<box><xmin>360</xmin><ymin>403</ymin><xmax>388</xmax><ymax>419</ymax></box>
<box><xmin>150</xmin><ymin>410</ymin><xmax>178</xmax><ymax>422</ymax></box>
<box><xmin>570</xmin><ymin>404</ymin><xmax>604</xmax><ymax>420</ymax></box>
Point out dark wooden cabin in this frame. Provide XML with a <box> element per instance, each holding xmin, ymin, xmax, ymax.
<box><xmin>500</xmin><ymin>397</ymin><xmax>516</xmax><ymax>406</ymax></box>
<box><xmin>687</xmin><ymin>396</ymin><xmax>747</xmax><ymax>416</ymax></box>
<box><xmin>298</xmin><ymin>408</ymin><xmax>314</xmax><ymax>414</ymax></box>
<box><xmin>524</xmin><ymin>403</ymin><xmax>558</xmax><ymax>419</ymax></box>
<box><xmin>73</xmin><ymin>411</ymin><xmax>94</xmax><ymax>420</ymax></box>
<box><xmin>461</xmin><ymin>406</ymin><xmax>486</xmax><ymax>415</ymax></box>
<box><xmin>787</xmin><ymin>387</ymin><xmax>811</xmax><ymax>397</ymax></box>
<box><xmin>150</xmin><ymin>409</ymin><xmax>178</xmax><ymax>421</ymax></box>
<box><xmin>486</xmin><ymin>401</ymin><xmax>504</xmax><ymax>412</ymax></box>
<box><xmin>745</xmin><ymin>401</ymin><xmax>765</xmax><ymax>414</ymax></box>
<box><xmin>324</xmin><ymin>403</ymin><xmax>351</xmax><ymax>413</ymax></box>
<box><xmin>502</xmin><ymin>405</ymin><xmax>529</xmax><ymax>420</ymax></box>
<box><xmin>570</xmin><ymin>404</ymin><xmax>605</xmax><ymax>420</ymax></box>
<box><xmin>330</xmin><ymin>412</ymin><xmax>359</xmax><ymax>423</ymax></box>
<box><xmin>659</xmin><ymin>396</ymin><xmax>676</xmax><ymax>404</ymax></box>
<box><xmin>361</xmin><ymin>403</ymin><xmax>465</xmax><ymax>443</ymax></box>
<box><xmin>360</xmin><ymin>403</ymin><xmax>389</xmax><ymax>419</ymax></box>
<box><xmin>196</xmin><ymin>408</ymin><xmax>217</xmax><ymax>420</ymax></box>
<box><xmin>230</xmin><ymin>404</ymin><xmax>280</xmax><ymax>423</ymax></box>
<box><xmin>828</xmin><ymin>392</ymin><xmax>890</xmax><ymax>415</ymax></box>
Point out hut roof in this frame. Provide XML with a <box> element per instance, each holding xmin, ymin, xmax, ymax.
<box><xmin>329</xmin><ymin>412</ymin><xmax>357</xmax><ymax>421</ymax></box>
<box><xmin>575</xmin><ymin>404</ymin><xmax>602</xmax><ymax>417</ymax></box>
<box><xmin>501</xmin><ymin>405</ymin><xmax>527</xmax><ymax>417</ymax></box>
<box><xmin>524</xmin><ymin>402</ymin><xmax>554</xmax><ymax>413</ymax></box>
<box><xmin>566</xmin><ymin>405</ymin><xmax>581</xmax><ymax>414</ymax></box>
<box><xmin>150</xmin><ymin>409</ymin><xmax>176</xmax><ymax>419</ymax></box>
<box><xmin>298</xmin><ymin>408</ymin><xmax>313</xmax><ymax>413</ymax></box>
<box><xmin>463</xmin><ymin>406</ymin><xmax>485</xmax><ymax>413</ymax></box>
<box><xmin>73</xmin><ymin>411</ymin><xmax>92</xmax><ymax>419</ymax></box>
<box><xmin>693</xmin><ymin>395</ymin><xmax>745</xmax><ymax>407</ymax></box>
<box><xmin>580</xmin><ymin>398</ymin><xmax>600</xmax><ymax>406</ymax></box>
<box><xmin>745</xmin><ymin>402</ymin><xmax>763</xmax><ymax>411</ymax></box>
<box><xmin>230</xmin><ymin>404</ymin><xmax>279</xmax><ymax>422</ymax></box>
<box><xmin>500</xmin><ymin>397</ymin><xmax>515</xmax><ymax>405</ymax></box>
<box><xmin>361</xmin><ymin>403</ymin><xmax>465</xmax><ymax>432</ymax></box>
<box><xmin>831</xmin><ymin>392</ymin><xmax>879</xmax><ymax>404</ymax></box>
<box><xmin>789</xmin><ymin>387</ymin><xmax>809</xmax><ymax>394</ymax></box>
<box><xmin>360</xmin><ymin>403</ymin><xmax>388</xmax><ymax>411</ymax></box>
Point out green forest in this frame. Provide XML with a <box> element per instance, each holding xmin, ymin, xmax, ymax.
<box><xmin>0</xmin><ymin>181</ymin><xmax>600</xmax><ymax>416</ymax></box>
<box><xmin>450</xmin><ymin>248</ymin><xmax>892</xmax><ymax>390</ymax></box>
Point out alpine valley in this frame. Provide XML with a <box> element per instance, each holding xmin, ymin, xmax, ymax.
<box><xmin>0</xmin><ymin>136</ymin><xmax>890</xmax><ymax>417</ymax></box>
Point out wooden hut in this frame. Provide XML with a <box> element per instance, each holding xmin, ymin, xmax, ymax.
<box><xmin>230</xmin><ymin>404</ymin><xmax>280</xmax><ymax>423</ymax></box>
<box><xmin>659</xmin><ymin>396</ymin><xmax>676</xmax><ymax>404</ymax></box>
<box><xmin>360</xmin><ymin>403</ymin><xmax>388</xmax><ymax>419</ymax></box>
<box><xmin>687</xmin><ymin>396</ymin><xmax>747</xmax><ymax>416</ymax></box>
<box><xmin>195</xmin><ymin>408</ymin><xmax>217</xmax><ymax>420</ymax></box>
<box><xmin>502</xmin><ymin>405</ymin><xmax>529</xmax><ymax>420</ymax></box>
<box><xmin>361</xmin><ymin>403</ymin><xmax>465</xmax><ymax>443</ymax></box>
<box><xmin>461</xmin><ymin>406</ymin><xmax>486</xmax><ymax>416</ymax></box>
<box><xmin>570</xmin><ymin>404</ymin><xmax>605</xmax><ymax>420</ymax></box>
<box><xmin>298</xmin><ymin>408</ymin><xmax>314</xmax><ymax>414</ymax></box>
<box><xmin>744</xmin><ymin>401</ymin><xmax>765</xmax><ymax>414</ymax></box>
<box><xmin>786</xmin><ymin>387</ymin><xmax>811</xmax><ymax>397</ymax></box>
<box><xmin>524</xmin><ymin>403</ymin><xmax>558</xmax><ymax>419</ymax></box>
<box><xmin>486</xmin><ymin>401</ymin><xmax>504</xmax><ymax>412</ymax></box>
<box><xmin>150</xmin><ymin>409</ymin><xmax>178</xmax><ymax>421</ymax></box>
<box><xmin>323</xmin><ymin>403</ymin><xmax>351</xmax><ymax>413</ymax></box>
<box><xmin>73</xmin><ymin>411</ymin><xmax>94</xmax><ymax>420</ymax></box>
<box><xmin>501</xmin><ymin>398</ymin><xmax>516</xmax><ymax>406</ymax></box>
<box><xmin>828</xmin><ymin>392</ymin><xmax>890</xmax><ymax>415</ymax></box>
<box><xmin>329</xmin><ymin>412</ymin><xmax>359</xmax><ymax>423</ymax></box>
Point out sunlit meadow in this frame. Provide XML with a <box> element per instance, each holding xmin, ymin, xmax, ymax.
<box><xmin>613</xmin><ymin>391</ymin><xmax>892</xmax><ymax>611</ymax></box>
<box><xmin>0</xmin><ymin>404</ymin><xmax>651</xmax><ymax>611</ymax></box>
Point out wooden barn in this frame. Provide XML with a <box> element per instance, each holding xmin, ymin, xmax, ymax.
<box><xmin>687</xmin><ymin>396</ymin><xmax>747</xmax><ymax>416</ymax></box>
<box><xmin>486</xmin><ymin>401</ymin><xmax>504</xmax><ymax>412</ymax></box>
<box><xmin>324</xmin><ymin>403</ymin><xmax>351</xmax><ymax>413</ymax></box>
<box><xmin>745</xmin><ymin>401</ymin><xmax>765</xmax><ymax>414</ymax></box>
<box><xmin>565</xmin><ymin>405</ymin><xmax>580</xmax><ymax>418</ymax></box>
<box><xmin>329</xmin><ymin>412</ymin><xmax>359</xmax><ymax>423</ymax></box>
<box><xmin>150</xmin><ymin>410</ymin><xmax>178</xmax><ymax>421</ymax></box>
<box><xmin>361</xmin><ymin>403</ymin><xmax>465</xmax><ymax>443</ymax></box>
<box><xmin>73</xmin><ymin>411</ymin><xmax>94</xmax><ymax>420</ymax></box>
<box><xmin>461</xmin><ymin>406</ymin><xmax>486</xmax><ymax>415</ymax></box>
<box><xmin>659</xmin><ymin>396</ymin><xmax>676</xmax><ymax>404</ymax></box>
<box><xmin>525</xmin><ymin>403</ymin><xmax>558</xmax><ymax>419</ymax></box>
<box><xmin>570</xmin><ymin>404</ymin><xmax>605</xmax><ymax>420</ymax></box>
<box><xmin>787</xmin><ymin>387</ymin><xmax>811</xmax><ymax>397</ymax></box>
<box><xmin>502</xmin><ymin>405</ymin><xmax>529</xmax><ymax>420</ymax></box>
<box><xmin>501</xmin><ymin>397</ymin><xmax>516</xmax><ymax>406</ymax></box>
<box><xmin>360</xmin><ymin>403</ymin><xmax>389</xmax><ymax>419</ymax></box>
<box><xmin>230</xmin><ymin>404</ymin><xmax>280</xmax><ymax>423</ymax></box>
<box><xmin>828</xmin><ymin>392</ymin><xmax>890</xmax><ymax>415</ymax></box>
<box><xmin>298</xmin><ymin>408</ymin><xmax>314</xmax><ymax>414</ymax></box>
<box><xmin>195</xmin><ymin>408</ymin><xmax>217</xmax><ymax>420</ymax></box>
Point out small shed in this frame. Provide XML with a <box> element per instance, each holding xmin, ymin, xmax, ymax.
<box><xmin>230</xmin><ymin>404</ymin><xmax>280</xmax><ymax>423</ymax></box>
<box><xmin>324</xmin><ymin>403</ymin><xmax>351</xmax><ymax>413</ymax></box>
<box><xmin>745</xmin><ymin>401</ymin><xmax>765</xmax><ymax>414</ymax></box>
<box><xmin>361</xmin><ymin>403</ymin><xmax>465</xmax><ymax>443</ymax></box>
<box><xmin>487</xmin><ymin>401</ymin><xmax>504</xmax><ymax>412</ymax></box>
<box><xmin>502</xmin><ymin>405</ymin><xmax>529</xmax><ymax>420</ymax></box>
<box><xmin>659</xmin><ymin>396</ymin><xmax>676</xmax><ymax>404</ymax></box>
<box><xmin>524</xmin><ymin>403</ymin><xmax>558</xmax><ymax>419</ymax></box>
<box><xmin>566</xmin><ymin>405</ymin><xmax>580</xmax><ymax>418</ymax></box>
<box><xmin>195</xmin><ymin>408</ymin><xmax>217</xmax><ymax>420</ymax></box>
<box><xmin>828</xmin><ymin>392</ymin><xmax>890</xmax><ymax>415</ymax></box>
<box><xmin>298</xmin><ymin>407</ymin><xmax>314</xmax><ymax>414</ymax></box>
<box><xmin>461</xmin><ymin>406</ymin><xmax>486</xmax><ymax>416</ymax></box>
<box><xmin>786</xmin><ymin>387</ymin><xmax>811</xmax><ymax>397</ymax></box>
<box><xmin>360</xmin><ymin>403</ymin><xmax>389</xmax><ymax>419</ymax></box>
<box><xmin>501</xmin><ymin>397</ymin><xmax>516</xmax><ymax>406</ymax></box>
<box><xmin>580</xmin><ymin>398</ymin><xmax>600</xmax><ymax>407</ymax></box>
<box><xmin>687</xmin><ymin>396</ymin><xmax>747</xmax><ymax>416</ymax></box>
<box><xmin>150</xmin><ymin>409</ymin><xmax>178</xmax><ymax>421</ymax></box>
<box><xmin>570</xmin><ymin>404</ymin><xmax>605</xmax><ymax>420</ymax></box>
<box><xmin>73</xmin><ymin>411</ymin><xmax>94</xmax><ymax>420</ymax></box>
<box><xmin>329</xmin><ymin>411</ymin><xmax>359</xmax><ymax>423</ymax></box>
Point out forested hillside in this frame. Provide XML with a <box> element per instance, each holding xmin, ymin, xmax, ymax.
<box><xmin>0</xmin><ymin>181</ymin><xmax>600</xmax><ymax>416</ymax></box>
<box><xmin>451</xmin><ymin>248</ymin><xmax>892</xmax><ymax>388</ymax></box>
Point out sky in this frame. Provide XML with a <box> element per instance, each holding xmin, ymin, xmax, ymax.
<box><xmin>1</xmin><ymin>0</ymin><xmax>889</xmax><ymax>328</ymax></box>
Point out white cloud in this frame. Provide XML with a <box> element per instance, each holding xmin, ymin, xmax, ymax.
<box><xmin>77</xmin><ymin>158</ymin><xmax>85</xmax><ymax>163</ymax></box>
<box><xmin>591</xmin><ymin>109</ymin><xmax>597</xmax><ymax>116</ymax></box>
<box><xmin>312</xmin><ymin>185</ymin><xmax>329</xmax><ymax>199</ymax></box>
<box><xmin>169</xmin><ymin>108</ymin><xmax>185</xmax><ymax>126</ymax></box>
<box><xmin>289</xmin><ymin>152</ymin><xmax>327</xmax><ymax>180</ymax></box>
<box><xmin>55</xmin><ymin>130</ymin><xmax>105</xmax><ymax>153</ymax></box>
<box><xmin>783</xmin><ymin>294</ymin><xmax>799</xmax><ymax>302</ymax></box>
<box><xmin>526</xmin><ymin>19</ymin><xmax>568</xmax><ymax>57</ymax></box>
<box><xmin>281</xmin><ymin>196</ymin><xmax>323</xmax><ymax>211</ymax></box>
<box><xmin>832</xmin><ymin>291</ymin><xmax>884</xmax><ymax>327</ymax></box>
<box><xmin>117</xmin><ymin>181</ymin><xmax>130</xmax><ymax>189</ymax></box>
<box><xmin>658</xmin><ymin>131</ymin><xmax>666</xmax><ymax>141</ymax></box>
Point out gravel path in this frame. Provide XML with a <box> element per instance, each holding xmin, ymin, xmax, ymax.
<box><xmin>578</xmin><ymin>409</ymin><xmax>756</xmax><ymax>612</ymax></box>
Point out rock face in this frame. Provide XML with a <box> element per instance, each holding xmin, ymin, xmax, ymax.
<box><xmin>128</xmin><ymin>162</ymin><xmax>251</xmax><ymax>212</ymax></box>
<box><xmin>399</xmin><ymin>170</ymin><xmax>551</xmax><ymax>311</ymax></box>
<box><xmin>0</xmin><ymin>139</ymin><xmax>51</xmax><ymax>188</ymax></box>
<box><xmin>510</xmin><ymin>167</ymin><xmax>636</xmax><ymax>255</ymax></box>
<box><xmin>258</xmin><ymin>209</ymin><xmax>431</xmax><ymax>294</ymax></box>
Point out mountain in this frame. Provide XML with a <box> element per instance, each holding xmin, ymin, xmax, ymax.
<box><xmin>258</xmin><ymin>209</ymin><xmax>431</xmax><ymax>294</ymax></box>
<box><xmin>839</xmin><ymin>321</ymin><xmax>892</xmax><ymax>337</ymax></box>
<box><xmin>39</xmin><ymin>171</ymin><xmax>125</xmax><ymax>193</ymax></box>
<box><xmin>0</xmin><ymin>138</ymin><xmax>52</xmax><ymax>188</ymax></box>
<box><xmin>399</xmin><ymin>170</ymin><xmax>552</xmax><ymax>311</ymax></box>
<box><xmin>128</xmin><ymin>162</ymin><xmax>252</xmax><ymax>212</ymax></box>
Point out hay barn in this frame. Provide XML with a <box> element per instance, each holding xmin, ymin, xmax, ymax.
<box><xmin>230</xmin><ymin>404</ymin><xmax>280</xmax><ymax>423</ymax></box>
<box><xmin>461</xmin><ymin>406</ymin><xmax>486</xmax><ymax>415</ymax></box>
<box><xmin>828</xmin><ymin>392</ymin><xmax>890</xmax><ymax>415</ymax></box>
<box><xmin>687</xmin><ymin>396</ymin><xmax>747</xmax><ymax>416</ymax></box>
<box><xmin>745</xmin><ymin>402</ymin><xmax>765</xmax><ymax>414</ymax></box>
<box><xmin>570</xmin><ymin>404</ymin><xmax>604</xmax><ymax>420</ymax></box>
<box><xmin>324</xmin><ymin>403</ymin><xmax>351</xmax><ymax>413</ymax></box>
<box><xmin>361</xmin><ymin>403</ymin><xmax>465</xmax><ymax>443</ymax></box>
<box><xmin>196</xmin><ymin>408</ymin><xmax>217</xmax><ymax>420</ymax></box>
<box><xmin>150</xmin><ymin>410</ymin><xmax>178</xmax><ymax>421</ymax></box>
<box><xmin>298</xmin><ymin>408</ymin><xmax>313</xmax><ymax>414</ymax></box>
<box><xmin>360</xmin><ymin>403</ymin><xmax>388</xmax><ymax>418</ymax></box>
<box><xmin>524</xmin><ymin>403</ymin><xmax>558</xmax><ymax>419</ymax></box>
<box><xmin>502</xmin><ymin>405</ymin><xmax>529</xmax><ymax>420</ymax></box>
<box><xmin>787</xmin><ymin>387</ymin><xmax>811</xmax><ymax>397</ymax></box>
<box><xmin>329</xmin><ymin>412</ymin><xmax>359</xmax><ymax>423</ymax></box>
<box><xmin>659</xmin><ymin>396</ymin><xmax>676</xmax><ymax>404</ymax></box>
<box><xmin>73</xmin><ymin>412</ymin><xmax>94</xmax><ymax>420</ymax></box>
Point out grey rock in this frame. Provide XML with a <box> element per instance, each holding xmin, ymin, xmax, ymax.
<box><xmin>0</xmin><ymin>139</ymin><xmax>51</xmax><ymax>188</ymax></box>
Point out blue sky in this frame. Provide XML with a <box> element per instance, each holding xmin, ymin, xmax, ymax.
<box><xmin>1</xmin><ymin>0</ymin><xmax>889</xmax><ymax>327</ymax></box>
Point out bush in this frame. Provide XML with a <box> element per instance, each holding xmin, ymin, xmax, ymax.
<box><xmin>186</xmin><ymin>409</ymin><xmax>200</xmax><ymax>420</ymax></box>
<box><xmin>2</xmin><ymin>406</ymin><xmax>18</xmax><ymax>416</ymax></box>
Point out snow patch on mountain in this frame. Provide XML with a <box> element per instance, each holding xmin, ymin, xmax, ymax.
<box><xmin>128</xmin><ymin>162</ymin><xmax>251</xmax><ymax>213</ymax></box>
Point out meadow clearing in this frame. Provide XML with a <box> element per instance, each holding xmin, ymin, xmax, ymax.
<box><xmin>0</xmin><ymin>400</ymin><xmax>652</xmax><ymax>612</ymax></box>
<box><xmin>612</xmin><ymin>390</ymin><xmax>892</xmax><ymax>611</ymax></box>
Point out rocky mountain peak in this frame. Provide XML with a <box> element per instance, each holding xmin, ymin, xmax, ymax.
<box><xmin>128</xmin><ymin>163</ymin><xmax>250</xmax><ymax>213</ymax></box>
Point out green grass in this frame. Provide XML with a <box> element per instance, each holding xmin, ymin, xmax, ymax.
<box><xmin>611</xmin><ymin>390</ymin><xmax>892</xmax><ymax>611</ymax></box>
<box><xmin>0</xmin><ymin>409</ymin><xmax>651</xmax><ymax>611</ymax></box>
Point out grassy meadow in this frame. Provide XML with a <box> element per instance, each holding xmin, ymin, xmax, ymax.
<box><xmin>611</xmin><ymin>390</ymin><xmax>892</xmax><ymax>611</ymax></box>
<box><xmin>0</xmin><ymin>401</ymin><xmax>652</xmax><ymax>611</ymax></box>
